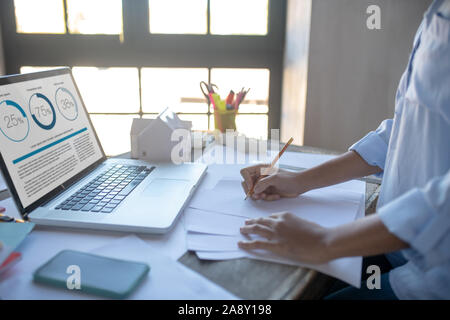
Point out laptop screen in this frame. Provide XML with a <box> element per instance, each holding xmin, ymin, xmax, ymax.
<box><xmin>0</xmin><ymin>68</ymin><xmax>105</xmax><ymax>212</ymax></box>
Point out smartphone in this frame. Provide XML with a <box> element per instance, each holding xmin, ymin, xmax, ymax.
<box><xmin>33</xmin><ymin>250</ymin><xmax>150</xmax><ymax>299</ymax></box>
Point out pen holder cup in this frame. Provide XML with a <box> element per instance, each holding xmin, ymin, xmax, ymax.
<box><xmin>214</xmin><ymin>109</ymin><xmax>237</xmax><ymax>133</ymax></box>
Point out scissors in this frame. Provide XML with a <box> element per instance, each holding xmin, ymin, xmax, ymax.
<box><xmin>200</xmin><ymin>81</ymin><xmax>218</xmax><ymax>103</ymax></box>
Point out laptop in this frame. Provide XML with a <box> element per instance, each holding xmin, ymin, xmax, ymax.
<box><xmin>0</xmin><ymin>68</ymin><xmax>207</xmax><ymax>233</ymax></box>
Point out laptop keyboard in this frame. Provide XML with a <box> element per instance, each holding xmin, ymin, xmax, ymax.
<box><xmin>55</xmin><ymin>164</ymin><xmax>154</xmax><ymax>213</ymax></box>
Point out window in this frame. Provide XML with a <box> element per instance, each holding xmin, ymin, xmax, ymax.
<box><xmin>14</xmin><ymin>0</ymin><xmax>122</xmax><ymax>35</ymax></box>
<box><xmin>71</xmin><ymin>67</ymin><xmax>140</xmax><ymax>113</ymax></box>
<box><xmin>14</xmin><ymin>0</ymin><xmax>65</xmax><ymax>34</ymax></box>
<box><xmin>90</xmin><ymin>115</ymin><xmax>135</xmax><ymax>156</ymax></box>
<box><xmin>210</xmin><ymin>0</ymin><xmax>269</xmax><ymax>35</ymax></box>
<box><xmin>66</xmin><ymin>0</ymin><xmax>123</xmax><ymax>35</ymax></box>
<box><xmin>141</xmin><ymin>68</ymin><xmax>208</xmax><ymax>113</ymax></box>
<box><xmin>2</xmin><ymin>0</ymin><xmax>286</xmax><ymax>155</ymax></box>
<box><xmin>149</xmin><ymin>0</ymin><xmax>207</xmax><ymax>34</ymax></box>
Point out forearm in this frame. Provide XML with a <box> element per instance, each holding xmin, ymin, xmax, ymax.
<box><xmin>324</xmin><ymin>214</ymin><xmax>408</xmax><ymax>260</ymax></box>
<box><xmin>296</xmin><ymin>151</ymin><xmax>382</xmax><ymax>192</ymax></box>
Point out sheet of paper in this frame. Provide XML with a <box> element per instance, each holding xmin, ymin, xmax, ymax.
<box><xmin>0</xmin><ymin>197</ymin><xmax>188</xmax><ymax>261</ymax></box>
<box><xmin>217</xmin><ymin>250</ymin><xmax>361</xmax><ymax>287</ymax></box>
<box><xmin>137</xmin><ymin>213</ymin><xmax>188</xmax><ymax>260</ymax></box>
<box><xmin>189</xmin><ymin>179</ymin><xmax>363</xmax><ymax>227</ymax></box>
<box><xmin>0</xmin><ymin>198</ymin><xmax>195</xmax><ymax>299</ymax></box>
<box><xmin>185</xmin><ymin>193</ymin><xmax>362</xmax><ymax>253</ymax></box>
<box><xmin>186</xmin><ymin>200</ymin><xmax>363</xmax><ymax>258</ymax></box>
<box><xmin>279</xmin><ymin>151</ymin><xmax>336</xmax><ymax>169</ymax></box>
<box><xmin>187</xmin><ymin>232</ymin><xmax>259</xmax><ymax>251</ymax></box>
<box><xmin>197</xmin><ymin>145</ymin><xmax>267</xmax><ymax>166</ymax></box>
<box><xmin>186</xmin><ymin>178</ymin><xmax>365</xmax><ymax>287</ymax></box>
<box><xmin>196</xmin><ymin>163</ymin><xmax>247</xmax><ymax>192</ymax></box>
<box><xmin>199</xmin><ymin>145</ymin><xmax>339</xmax><ymax>169</ymax></box>
<box><xmin>190</xmin><ymin>231</ymin><xmax>362</xmax><ymax>287</ymax></box>
<box><xmin>194</xmin><ymin>245</ymin><xmax>362</xmax><ymax>287</ymax></box>
<box><xmin>0</xmin><ymin>235</ymin><xmax>237</xmax><ymax>299</ymax></box>
<box><xmin>196</xmin><ymin>250</ymin><xmax>247</xmax><ymax>260</ymax></box>
<box><xmin>195</xmin><ymin>148</ymin><xmax>365</xmax><ymax>203</ymax></box>
<box><xmin>185</xmin><ymin>208</ymin><xmax>246</xmax><ymax>236</ymax></box>
<box><xmin>91</xmin><ymin>235</ymin><xmax>237</xmax><ymax>300</ymax></box>
<box><xmin>196</xmin><ymin>163</ymin><xmax>365</xmax><ymax>197</ymax></box>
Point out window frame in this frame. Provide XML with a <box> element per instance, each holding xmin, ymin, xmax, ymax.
<box><xmin>0</xmin><ymin>0</ymin><xmax>286</xmax><ymax>136</ymax></box>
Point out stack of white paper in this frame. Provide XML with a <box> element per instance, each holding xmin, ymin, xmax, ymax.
<box><xmin>187</xmin><ymin>145</ymin><xmax>366</xmax><ymax>287</ymax></box>
<box><xmin>184</xmin><ymin>178</ymin><xmax>365</xmax><ymax>287</ymax></box>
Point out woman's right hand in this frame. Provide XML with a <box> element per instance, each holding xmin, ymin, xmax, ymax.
<box><xmin>240</xmin><ymin>164</ymin><xmax>311</xmax><ymax>201</ymax></box>
<box><xmin>240</xmin><ymin>151</ymin><xmax>383</xmax><ymax>202</ymax></box>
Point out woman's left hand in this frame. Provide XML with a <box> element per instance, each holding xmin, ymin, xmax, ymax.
<box><xmin>238</xmin><ymin>212</ymin><xmax>332</xmax><ymax>264</ymax></box>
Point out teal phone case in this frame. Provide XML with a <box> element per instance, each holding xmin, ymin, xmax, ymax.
<box><xmin>33</xmin><ymin>250</ymin><xmax>150</xmax><ymax>299</ymax></box>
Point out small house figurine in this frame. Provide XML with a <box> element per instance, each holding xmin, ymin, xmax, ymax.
<box><xmin>130</xmin><ymin>108</ymin><xmax>192</xmax><ymax>162</ymax></box>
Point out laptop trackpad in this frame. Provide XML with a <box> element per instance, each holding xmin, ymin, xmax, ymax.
<box><xmin>141</xmin><ymin>179</ymin><xmax>191</xmax><ymax>198</ymax></box>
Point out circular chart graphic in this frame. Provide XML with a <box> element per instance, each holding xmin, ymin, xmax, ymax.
<box><xmin>55</xmin><ymin>87</ymin><xmax>78</xmax><ymax>121</ymax></box>
<box><xmin>29</xmin><ymin>93</ymin><xmax>56</xmax><ymax>130</ymax></box>
<box><xmin>0</xmin><ymin>99</ymin><xmax>30</xmax><ymax>142</ymax></box>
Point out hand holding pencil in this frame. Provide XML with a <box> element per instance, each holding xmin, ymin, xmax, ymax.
<box><xmin>241</xmin><ymin>138</ymin><xmax>303</xmax><ymax>201</ymax></box>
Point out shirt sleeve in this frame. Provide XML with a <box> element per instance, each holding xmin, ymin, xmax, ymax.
<box><xmin>348</xmin><ymin>119</ymin><xmax>393</xmax><ymax>173</ymax></box>
<box><xmin>378</xmin><ymin>169</ymin><xmax>450</xmax><ymax>270</ymax></box>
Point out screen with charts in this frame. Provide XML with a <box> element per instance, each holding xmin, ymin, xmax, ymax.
<box><xmin>0</xmin><ymin>71</ymin><xmax>104</xmax><ymax>208</ymax></box>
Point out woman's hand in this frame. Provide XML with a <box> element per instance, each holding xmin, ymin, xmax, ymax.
<box><xmin>240</xmin><ymin>151</ymin><xmax>383</xmax><ymax>201</ymax></box>
<box><xmin>239</xmin><ymin>213</ymin><xmax>409</xmax><ymax>264</ymax></box>
<box><xmin>240</xmin><ymin>165</ymin><xmax>311</xmax><ymax>201</ymax></box>
<box><xmin>238</xmin><ymin>212</ymin><xmax>332</xmax><ymax>264</ymax></box>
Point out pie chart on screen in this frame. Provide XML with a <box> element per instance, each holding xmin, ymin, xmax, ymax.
<box><xmin>29</xmin><ymin>92</ymin><xmax>57</xmax><ymax>130</ymax></box>
<box><xmin>0</xmin><ymin>99</ymin><xmax>30</xmax><ymax>142</ymax></box>
<box><xmin>55</xmin><ymin>87</ymin><xmax>78</xmax><ymax>121</ymax></box>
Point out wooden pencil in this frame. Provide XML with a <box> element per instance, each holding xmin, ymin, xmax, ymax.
<box><xmin>245</xmin><ymin>137</ymin><xmax>294</xmax><ymax>200</ymax></box>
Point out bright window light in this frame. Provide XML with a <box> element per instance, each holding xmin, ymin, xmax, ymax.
<box><xmin>20</xmin><ymin>66</ymin><xmax>65</xmax><ymax>74</ymax></box>
<box><xmin>178</xmin><ymin>114</ymin><xmax>209</xmax><ymax>131</ymax></box>
<box><xmin>210</xmin><ymin>0</ymin><xmax>268</xmax><ymax>35</ymax></box>
<box><xmin>14</xmin><ymin>0</ymin><xmax>65</xmax><ymax>34</ymax></box>
<box><xmin>90</xmin><ymin>115</ymin><xmax>135</xmax><ymax>156</ymax></box>
<box><xmin>149</xmin><ymin>0</ymin><xmax>207</xmax><ymax>34</ymax></box>
<box><xmin>210</xmin><ymin>68</ymin><xmax>270</xmax><ymax>113</ymax></box>
<box><xmin>235</xmin><ymin>114</ymin><xmax>268</xmax><ymax>139</ymax></box>
<box><xmin>141</xmin><ymin>68</ymin><xmax>208</xmax><ymax>114</ymax></box>
<box><xmin>67</xmin><ymin>0</ymin><xmax>123</xmax><ymax>34</ymax></box>
<box><xmin>72</xmin><ymin>67</ymin><xmax>140</xmax><ymax>113</ymax></box>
